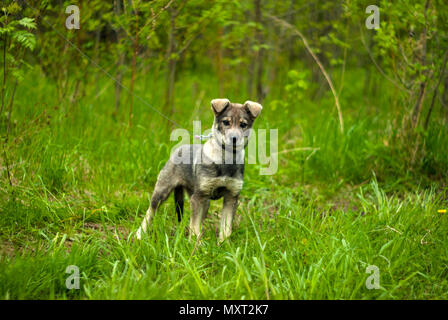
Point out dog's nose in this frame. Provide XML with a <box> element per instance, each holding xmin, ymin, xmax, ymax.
<box><xmin>232</xmin><ymin>136</ymin><xmax>238</xmax><ymax>144</ymax></box>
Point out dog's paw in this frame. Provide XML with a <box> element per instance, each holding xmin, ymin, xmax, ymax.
<box><xmin>136</xmin><ymin>227</ymin><xmax>142</xmax><ymax>240</ymax></box>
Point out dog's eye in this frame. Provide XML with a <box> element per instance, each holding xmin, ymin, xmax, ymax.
<box><xmin>240</xmin><ymin>122</ymin><xmax>247</xmax><ymax>129</ymax></box>
<box><xmin>222</xmin><ymin>120</ymin><xmax>230</xmax><ymax>126</ymax></box>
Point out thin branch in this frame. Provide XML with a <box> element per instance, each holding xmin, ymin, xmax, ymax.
<box><xmin>359</xmin><ymin>24</ymin><xmax>409</xmax><ymax>93</ymax></box>
<box><xmin>137</xmin><ymin>0</ymin><xmax>174</xmax><ymax>37</ymax></box>
<box><xmin>177</xmin><ymin>30</ymin><xmax>201</xmax><ymax>56</ymax></box>
<box><xmin>424</xmin><ymin>50</ymin><xmax>448</xmax><ymax>129</ymax></box>
<box><xmin>0</xmin><ymin>35</ymin><xmax>7</xmax><ymax>116</ymax></box>
<box><xmin>267</xmin><ymin>14</ymin><xmax>344</xmax><ymax>133</ymax></box>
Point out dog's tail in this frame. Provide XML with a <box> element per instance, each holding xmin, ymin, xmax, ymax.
<box><xmin>174</xmin><ymin>186</ymin><xmax>184</xmax><ymax>222</ymax></box>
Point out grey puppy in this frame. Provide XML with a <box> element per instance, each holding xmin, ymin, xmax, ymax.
<box><xmin>136</xmin><ymin>98</ymin><xmax>262</xmax><ymax>243</ymax></box>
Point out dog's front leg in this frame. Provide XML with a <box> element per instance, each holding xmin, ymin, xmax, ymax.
<box><xmin>136</xmin><ymin>207</ymin><xmax>154</xmax><ymax>240</ymax></box>
<box><xmin>219</xmin><ymin>193</ymin><xmax>239</xmax><ymax>243</ymax></box>
<box><xmin>189</xmin><ymin>194</ymin><xmax>210</xmax><ymax>241</ymax></box>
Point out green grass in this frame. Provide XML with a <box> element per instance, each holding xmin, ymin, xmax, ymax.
<box><xmin>1</xmin><ymin>66</ymin><xmax>448</xmax><ymax>299</ymax></box>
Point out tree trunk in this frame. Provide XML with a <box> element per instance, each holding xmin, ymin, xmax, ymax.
<box><xmin>246</xmin><ymin>7</ymin><xmax>254</xmax><ymax>99</ymax></box>
<box><xmin>94</xmin><ymin>28</ymin><xmax>101</xmax><ymax>87</ymax></box>
<box><xmin>411</xmin><ymin>0</ymin><xmax>430</xmax><ymax>128</ymax></box>
<box><xmin>254</xmin><ymin>0</ymin><xmax>264</xmax><ymax>102</ymax></box>
<box><xmin>114</xmin><ymin>0</ymin><xmax>125</xmax><ymax>116</ymax></box>
<box><xmin>128</xmin><ymin>0</ymin><xmax>139</xmax><ymax>127</ymax></box>
<box><xmin>286</xmin><ymin>0</ymin><xmax>295</xmax><ymax>65</ymax></box>
<box><xmin>216</xmin><ymin>27</ymin><xmax>224</xmax><ymax>97</ymax></box>
<box><xmin>165</xmin><ymin>6</ymin><xmax>177</xmax><ymax>114</ymax></box>
<box><xmin>424</xmin><ymin>50</ymin><xmax>448</xmax><ymax>129</ymax></box>
<box><xmin>128</xmin><ymin>36</ymin><xmax>138</xmax><ymax>127</ymax></box>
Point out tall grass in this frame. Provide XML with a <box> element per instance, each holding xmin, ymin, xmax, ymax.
<box><xmin>0</xmin><ymin>66</ymin><xmax>447</xmax><ymax>299</ymax></box>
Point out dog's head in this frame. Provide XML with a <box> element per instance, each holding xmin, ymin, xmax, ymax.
<box><xmin>211</xmin><ymin>98</ymin><xmax>262</xmax><ymax>151</ymax></box>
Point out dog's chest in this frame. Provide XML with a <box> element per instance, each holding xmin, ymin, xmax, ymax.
<box><xmin>198</xmin><ymin>176</ymin><xmax>243</xmax><ymax>198</ymax></box>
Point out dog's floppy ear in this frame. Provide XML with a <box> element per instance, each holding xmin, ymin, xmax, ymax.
<box><xmin>243</xmin><ymin>100</ymin><xmax>263</xmax><ymax>118</ymax></box>
<box><xmin>211</xmin><ymin>98</ymin><xmax>230</xmax><ymax>115</ymax></box>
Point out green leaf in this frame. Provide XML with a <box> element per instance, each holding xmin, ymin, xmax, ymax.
<box><xmin>11</xmin><ymin>30</ymin><xmax>36</xmax><ymax>51</ymax></box>
<box><xmin>17</xmin><ymin>17</ymin><xmax>37</xmax><ymax>30</ymax></box>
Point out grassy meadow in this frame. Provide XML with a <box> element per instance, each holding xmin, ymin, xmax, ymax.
<box><xmin>1</xmin><ymin>0</ymin><xmax>448</xmax><ymax>300</ymax></box>
<box><xmin>1</xmin><ymin>65</ymin><xmax>447</xmax><ymax>299</ymax></box>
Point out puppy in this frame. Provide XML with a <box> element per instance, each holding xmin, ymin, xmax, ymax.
<box><xmin>136</xmin><ymin>98</ymin><xmax>262</xmax><ymax>243</ymax></box>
